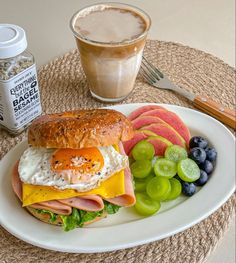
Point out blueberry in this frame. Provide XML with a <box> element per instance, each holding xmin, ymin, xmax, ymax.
<box><xmin>194</xmin><ymin>170</ymin><xmax>209</xmax><ymax>186</ymax></box>
<box><xmin>189</xmin><ymin>147</ymin><xmax>206</xmax><ymax>164</ymax></box>
<box><xmin>189</xmin><ymin>136</ymin><xmax>208</xmax><ymax>149</ymax></box>
<box><xmin>205</xmin><ymin>147</ymin><xmax>217</xmax><ymax>162</ymax></box>
<box><xmin>200</xmin><ymin>160</ymin><xmax>214</xmax><ymax>174</ymax></box>
<box><xmin>182</xmin><ymin>182</ymin><xmax>196</xmax><ymax>196</ymax></box>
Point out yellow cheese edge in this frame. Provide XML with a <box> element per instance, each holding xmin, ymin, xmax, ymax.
<box><xmin>22</xmin><ymin>170</ymin><xmax>125</xmax><ymax>206</ymax></box>
<box><xmin>22</xmin><ymin>144</ymin><xmax>125</xmax><ymax>206</ymax></box>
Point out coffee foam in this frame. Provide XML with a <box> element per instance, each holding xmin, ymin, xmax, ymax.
<box><xmin>74</xmin><ymin>6</ymin><xmax>147</xmax><ymax>43</ymax></box>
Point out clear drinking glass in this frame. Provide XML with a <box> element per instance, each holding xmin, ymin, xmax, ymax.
<box><xmin>70</xmin><ymin>3</ymin><xmax>151</xmax><ymax>102</ymax></box>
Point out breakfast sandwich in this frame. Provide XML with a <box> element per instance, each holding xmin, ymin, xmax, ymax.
<box><xmin>11</xmin><ymin>109</ymin><xmax>135</xmax><ymax>231</ymax></box>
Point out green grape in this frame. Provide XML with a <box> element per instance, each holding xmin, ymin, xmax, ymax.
<box><xmin>165</xmin><ymin>145</ymin><xmax>188</xmax><ymax>163</ymax></box>
<box><xmin>135</xmin><ymin>192</ymin><xmax>161</xmax><ymax>216</ymax></box>
<box><xmin>165</xmin><ymin>178</ymin><xmax>182</xmax><ymax>200</ymax></box>
<box><xmin>131</xmin><ymin>140</ymin><xmax>155</xmax><ymax>161</ymax></box>
<box><xmin>154</xmin><ymin>158</ymin><xmax>177</xmax><ymax>178</ymax></box>
<box><xmin>131</xmin><ymin>160</ymin><xmax>152</xmax><ymax>179</ymax></box>
<box><xmin>146</xmin><ymin>177</ymin><xmax>171</xmax><ymax>201</ymax></box>
<box><xmin>134</xmin><ymin>174</ymin><xmax>155</xmax><ymax>192</ymax></box>
<box><xmin>177</xmin><ymin>158</ymin><xmax>200</xmax><ymax>182</ymax></box>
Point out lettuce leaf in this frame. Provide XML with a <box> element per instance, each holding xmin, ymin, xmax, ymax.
<box><xmin>79</xmin><ymin>210</ymin><xmax>103</xmax><ymax>227</ymax></box>
<box><xmin>104</xmin><ymin>201</ymin><xmax>120</xmax><ymax>214</ymax></box>
<box><xmin>35</xmin><ymin>209</ymin><xmax>57</xmax><ymax>222</ymax></box>
<box><xmin>60</xmin><ymin>208</ymin><xmax>81</xmax><ymax>231</ymax></box>
<box><xmin>60</xmin><ymin>209</ymin><xmax>105</xmax><ymax>231</ymax></box>
<box><xmin>34</xmin><ymin>201</ymin><xmax>121</xmax><ymax>232</ymax></box>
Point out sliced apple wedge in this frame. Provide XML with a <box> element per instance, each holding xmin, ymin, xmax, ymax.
<box><xmin>141</xmin><ymin>109</ymin><xmax>191</xmax><ymax>145</ymax></box>
<box><xmin>128</xmin><ymin>105</ymin><xmax>166</xmax><ymax>121</ymax></box>
<box><xmin>140</xmin><ymin>123</ymin><xmax>186</xmax><ymax>148</ymax></box>
<box><xmin>132</xmin><ymin>116</ymin><xmax>166</xmax><ymax>129</ymax></box>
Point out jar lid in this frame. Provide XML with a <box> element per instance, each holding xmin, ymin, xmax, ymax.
<box><xmin>0</xmin><ymin>24</ymin><xmax>27</xmax><ymax>59</ymax></box>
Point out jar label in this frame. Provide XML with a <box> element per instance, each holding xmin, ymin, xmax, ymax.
<box><xmin>0</xmin><ymin>64</ymin><xmax>42</xmax><ymax>132</ymax></box>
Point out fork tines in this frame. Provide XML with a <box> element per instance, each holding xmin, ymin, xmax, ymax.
<box><xmin>140</xmin><ymin>56</ymin><xmax>164</xmax><ymax>84</ymax></box>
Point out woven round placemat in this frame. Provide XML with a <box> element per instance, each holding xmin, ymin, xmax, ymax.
<box><xmin>0</xmin><ymin>40</ymin><xmax>235</xmax><ymax>263</ymax></box>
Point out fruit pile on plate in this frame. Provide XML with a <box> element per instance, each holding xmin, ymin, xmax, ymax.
<box><xmin>123</xmin><ymin>105</ymin><xmax>217</xmax><ymax>216</ymax></box>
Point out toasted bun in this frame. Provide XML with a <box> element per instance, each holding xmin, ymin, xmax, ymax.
<box><xmin>26</xmin><ymin>206</ymin><xmax>107</xmax><ymax>226</ymax></box>
<box><xmin>28</xmin><ymin>109</ymin><xmax>134</xmax><ymax>148</ymax></box>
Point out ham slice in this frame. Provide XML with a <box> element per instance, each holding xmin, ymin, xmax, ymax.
<box><xmin>105</xmin><ymin>143</ymin><xmax>136</xmax><ymax>207</ymax></box>
<box><xmin>11</xmin><ymin>161</ymin><xmax>22</xmax><ymax>201</ymax></box>
<box><xmin>105</xmin><ymin>168</ymin><xmax>135</xmax><ymax>207</ymax></box>
<box><xmin>58</xmin><ymin>195</ymin><xmax>104</xmax><ymax>212</ymax></box>
<box><xmin>12</xmin><ymin>162</ymin><xmax>72</xmax><ymax>215</ymax></box>
<box><xmin>30</xmin><ymin>201</ymin><xmax>72</xmax><ymax>215</ymax></box>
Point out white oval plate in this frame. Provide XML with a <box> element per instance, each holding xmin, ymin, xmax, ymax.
<box><xmin>0</xmin><ymin>103</ymin><xmax>235</xmax><ymax>253</ymax></box>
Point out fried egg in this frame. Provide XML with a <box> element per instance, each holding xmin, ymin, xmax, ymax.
<box><xmin>18</xmin><ymin>146</ymin><xmax>128</xmax><ymax>192</ymax></box>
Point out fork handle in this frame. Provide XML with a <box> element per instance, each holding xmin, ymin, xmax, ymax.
<box><xmin>193</xmin><ymin>95</ymin><xmax>236</xmax><ymax>129</ymax></box>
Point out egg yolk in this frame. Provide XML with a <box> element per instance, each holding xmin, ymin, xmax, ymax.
<box><xmin>51</xmin><ymin>148</ymin><xmax>104</xmax><ymax>174</ymax></box>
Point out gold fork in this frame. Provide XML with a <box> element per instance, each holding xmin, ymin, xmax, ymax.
<box><xmin>140</xmin><ymin>56</ymin><xmax>236</xmax><ymax>130</ymax></box>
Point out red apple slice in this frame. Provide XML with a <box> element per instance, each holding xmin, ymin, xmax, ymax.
<box><xmin>132</xmin><ymin>116</ymin><xmax>166</xmax><ymax>129</ymax></box>
<box><xmin>128</xmin><ymin>105</ymin><xmax>166</xmax><ymax>121</ymax></box>
<box><xmin>141</xmin><ymin>109</ymin><xmax>191</xmax><ymax>145</ymax></box>
<box><xmin>141</xmin><ymin>123</ymin><xmax>186</xmax><ymax>147</ymax></box>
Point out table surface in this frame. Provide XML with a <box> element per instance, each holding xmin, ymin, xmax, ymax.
<box><xmin>0</xmin><ymin>0</ymin><xmax>235</xmax><ymax>262</ymax></box>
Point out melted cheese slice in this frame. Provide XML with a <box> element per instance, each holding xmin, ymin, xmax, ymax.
<box><xmin>22</xmin><ymin>170</ymin><xmax>125</xmax><ymax>206</ymax></box>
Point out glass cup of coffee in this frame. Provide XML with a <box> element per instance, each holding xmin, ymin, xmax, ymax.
<box><xmin>70</xmin><ymin>3</ymin><xmax>151</xmax><ymax>102</ymax></box>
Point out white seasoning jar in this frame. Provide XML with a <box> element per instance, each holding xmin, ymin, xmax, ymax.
<box><xmin>0</xmin><ymin>24</ymin><xmax>42</xmax><ymax>135</ymax></box>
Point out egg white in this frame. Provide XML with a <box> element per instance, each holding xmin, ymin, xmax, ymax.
<box><xmin>18</xmin><ymin>146</ymin><xmax>128</xmax><ymax>192</ymax></box>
